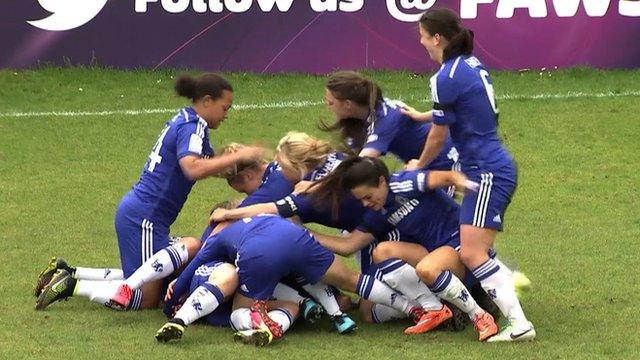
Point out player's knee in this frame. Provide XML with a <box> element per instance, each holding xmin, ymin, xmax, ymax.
<box><xmin>415</xmin><ymin>259</ymin><xmax>439</xmax><ymax>285</ymax></box>
<box><xmin>208</xmin><ymin>263</ymin><xmax>239</xmax><ymax>297</ymax></box>
<box><xmin>372</xmin><ymin>242</ymin><xmax>395</xmax><ymax>263</ymax></box>
<box><xmin>179</xmin><ymin>236</ymin><xmax>202</xmax><ymax>259</ymax></box>
<box><xmin>458</xmin><ymin>246</ymin><xmax>481</xmax><ymax>269</ymax></box>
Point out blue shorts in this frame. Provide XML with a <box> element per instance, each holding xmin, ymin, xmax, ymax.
<box><xmin>356</xmin><ymin>242</ymin><xmax>376</xmax><ymax>274</ymax></box>
<box><xmin>189</xmin><ymin>262</ymin><xmax>233</xmax><ymax>327</ymax></box>
<box><xmin>460</xmin><ymin>164</ymin><xmax>517</xmax><ymax>231</ymax></box>
<box><xmin>115</xmin><ymin>191</ymin><xmax>170</xmax><ymax>277</ymax></box>
<box><xmin>236</xmin><ymin>228</ymin><xmax>334</xmax><ymax>301</ymax></box>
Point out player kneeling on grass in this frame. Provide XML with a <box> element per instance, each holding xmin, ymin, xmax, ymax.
<box><xmin>155</xmin><ymin>260</ymin><xmax>298</xmax><ymax>347</ymax></box>
<box><xmin>309</xmin><ymin>156</ymin><xmax>501</xmax><ymax>341</ymax></box>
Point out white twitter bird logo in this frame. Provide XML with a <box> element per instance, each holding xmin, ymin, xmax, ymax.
<box><xmin>28</xmin><ymin>0</ymin><xmax>109</xmax><ymax>31</ymax></box>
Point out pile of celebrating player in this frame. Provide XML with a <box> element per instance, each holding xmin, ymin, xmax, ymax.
<box><xmin>33</xmin><ymin>8</ymin><xmax>536</xmax><ymax>345</ymax></box>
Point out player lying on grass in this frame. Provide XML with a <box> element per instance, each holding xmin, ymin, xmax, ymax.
<box><xmin>166</xmin><ymin>213</ymin><xmax>428</xmax><ymax>344</ymax></box>
<box><xmin>307</xmin><ymin>156</ymin><xmax>500</xmax><ymax>341</ymax></box>
<box><xmin>154</xmin><ymin>259</ymin><xmax>301</xmax><ymax>347</ymax></box>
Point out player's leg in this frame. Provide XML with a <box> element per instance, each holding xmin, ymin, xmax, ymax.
<box><xmin>414</xmin><ymin>245</ymin><xmax>497</xmax><ymax>341</ymax></box>
<box><xmin>109</xmin><ymin>235</ymin><xmax>201</xmax><ymax>310</ymax></box>
<box><xmin>231</xmin><ymin>295</ymin><xmax>299</xmax><ymax>347</ymax></box>
<box><xmin>156</xmin><ymin>262</ymin><xmax>238</xmax><ymax>343</ymax></box>
<box><xmin>459</xmin><ymin>169</ymin><xmax>534</xmax><ymax>342</ymax></box>
<box><xmin>35</xmin><ymin>201</ymin><xmax>144</xmax><ymax>310</ymax></box>
<box><xmin>34</xmin><ymin>257</ymin><xmax>123</xmax><ymax>297</ymax></box>
<box><xmin>272</xmin><ymin>282</ymin><xmax>323</xmax><ymax>323</ymax></box>
<box><xmin>317</xmin><ymin>256</ymin><xmax>418</xmax><ymax>326</ymax></box>
<box><xmin>372</xmin><ymin>242</ymin><xmax>443</xmax><ymax>312</ymax></box>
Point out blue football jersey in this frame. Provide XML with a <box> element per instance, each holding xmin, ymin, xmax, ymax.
<box><xmin>360</xmin><ymin>99</ymin><xmax>457</xmax><ymax>171</ymax></box>
<box><xmin>303</xmin><ymin>151</ymin><xmax>347</xmax><ymax>181</ymax></box>
<box><xmin>239</xmin><ymin>162</ymin><xmax>294</xmax><ymax>207</ymax></box>
<box><xmin>357</xmin><ymin>170</ymin><xmax>460</xmax><ymax>251</ymax></box>
<box><xmin>169</xmin><ymin>215</ymin><xmax>305</xmax><ymax>312</ymax></box>
<box><xmin>132</xmin><ymin>107</ymin><xmax>214</xmax><ymax>227</ymax></box>
<box><xmin>430</xmin><ymin>55</ymin><xmax>514</xmax><ymax>171</ymax></box>
<box><xmin>278</xmin><ymin>151</ymin><xmax>370</xmax><ymax>231</ymax></box>
<box><xmin>200</xmin><ymin>161</ymin><xmax>294</xmax><ymax>240</ymax></box>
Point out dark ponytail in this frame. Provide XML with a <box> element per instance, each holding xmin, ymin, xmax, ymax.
<box><xmin>174</xmin><ymin>73</ymin><xmax>233</xmax><ymax>102</ymax></box>
<box><xmin>318</xmin><ymin>117</ymin><xmax>367</xmax><ymax>154</ymax></box>
<box><xmin>321</xmin><ymin>71</ymin><xmax>384</xmax><ymax>152</ymax></box>
<box><xmin>309</xmin><ymin>156</ymin><xmax>389</xmax><ymax>218</ymax></box>
<box><xmin>419</xmin><ymin>8</ymin><xmax>474</xmax><ymax>62</ymax></box>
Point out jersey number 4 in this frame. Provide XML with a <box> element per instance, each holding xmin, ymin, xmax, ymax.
<box><xmin>147</xmin><ymin>125</ymin><xmax>170</xmax><ymax>172</ymax></box>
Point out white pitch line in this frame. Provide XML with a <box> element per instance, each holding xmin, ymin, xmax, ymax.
<box><xmin>0</xmin><ymin>91</ymin><xmax>638</xmax><ymax>118</ymax></box>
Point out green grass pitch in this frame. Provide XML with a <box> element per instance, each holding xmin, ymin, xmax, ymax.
<box><xmin>0</xmin><ymin>67</ymin><xmax>639</xmax><ymax>359</ymax></box>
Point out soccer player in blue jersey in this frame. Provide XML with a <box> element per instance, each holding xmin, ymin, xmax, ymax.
<box><xmin>400</xmin><ymin>8</ymin><xmax>535</xmax><ymax>342</ymax></box>
<box><xmin>322</xmin><ymin>71</ymin><xmax>460</xmax><ymax>194</ymax></box>
<box><xmin>35</xmin><ymin>73</ymin><xmax>264</xmax><ymax>311</ymax></box>
<box><xmin>308</xmin><ymin>156</ymin><xmax>499</xmax><ymax>341</ymax></box>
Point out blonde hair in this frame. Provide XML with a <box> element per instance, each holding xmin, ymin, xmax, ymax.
<box><xmin>276</xmin><ymin>132</ymin><xmax>334</xmax><ymax>177</ymax></box>
<box><xmin>216</xmin><ymin>142</ymin><xmax>267</xmax><ymax>181</ymax></box>
<box><xmin>209</xmin><ymin>198</ymin><xmax>242</xmax><ymax>215</ymax></box>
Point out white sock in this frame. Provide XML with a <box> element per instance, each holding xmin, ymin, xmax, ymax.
<box><xmin>371</xmin><ymin>304</ymin><xmax>408</xmax><ymax>323</ymax></box>
<box><xmin>230</xmin><ymin>308</ymin><xmax>253</xmax><ymax>331</ymax></box>
<box><xmin>494</xmin><ymin>257</ymin><xmax>513</xmax><ymax>275</ymax></box>
<box><xmin>430</xmin><ymin>270</ymin><xmax>483</xmax><ymax>319</ymax></box>
<box><xmin>378</xmin><ymin>259</ymin><xmax>442</xmax><ymax>311</ymax></box>
<box><xmin>75</xmin><ymin>280</ymin><xmax>122</xmax><ymax>306</ymax></box>
<box><xmin>124</xmin><ymin>242</ymin><xmax>189</xmax><ymax>289</ymax></box>
<box><xmin>272</xmin><ymin>283</ymin><xmax>305</xmax><ymax>304</ymax></box>
<box><xmin>473</xmin><ymin>258</ymin><xmax>529</xmax><ymax>327</ymax></box>
<box><xmin>357</xmin><ymin>274</ymin><xmax>413</xmax><ymax>315</ymax></box>
<box><xmin>75</xmin><ymin>267</ymin><xmax>124</xmax><ymax>281</ymax></box>
<box><xmin>174</xmin><ymin>283</ymin><xmax>223</xmax><ymax>325</ymax></box>
<box><xmin>302</xmin><ymin>282</ymin><xmax>342</xmax><ymax>316</ymax></box>
<box><xmin>268</xmin><ymin>308</ymin><xmax>294</xmax><ymax>333</ymax></box>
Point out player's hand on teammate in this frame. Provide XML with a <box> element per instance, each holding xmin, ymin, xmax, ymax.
<box><xmin>165</xmin><ymin>279</ymin><xmax>176</xmax><ymax>302</ymax></box>
<box><xmin>451</xmin><ymin>171</ymin><xmax>480</xmax><ymax>196</ymax></box>
<box><xmin>210</xmin><ymin>208</ymin><xmax>229</xmax><ymax>223</ymax></box>
<box><xmin>405</xmin><ymin>159</ymin><xmax>423</xmax><ymax>171</ymax></box>
<box><xmin>400</xmin><ymin>106</ymin><xmax>433</xmax><ymax>122</ymax></box>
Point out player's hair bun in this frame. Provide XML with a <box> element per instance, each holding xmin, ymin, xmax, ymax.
<box><xmin>174</xmin><ymin>74</ymin><xmax>197</xmax><ymax>100</ymax></box>
<box><xmin>174</xmin><ymin>73</ymin><xmax>233</xmax><ymax>101</ymax></box>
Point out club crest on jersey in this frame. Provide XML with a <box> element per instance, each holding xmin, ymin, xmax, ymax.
<box><xmin>394</xmin><ymin>195</ymin><xmax>409</xmax><ymax>206</ymax></box>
